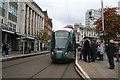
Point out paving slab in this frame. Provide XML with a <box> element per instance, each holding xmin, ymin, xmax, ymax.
<box><xmin>77</xmin><ymin>53</ymin><xmax>119</xmax><ymax>79</ymax></box>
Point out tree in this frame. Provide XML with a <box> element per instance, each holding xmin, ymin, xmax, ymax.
<box><xmin>94</xmin><ymin>7</ymin><xmax>120</xmax><ymax>41</ymax></box>
<box><xmin>35</xmin><ymin>30</ymin><xmax>49</xmax><ymax>43</ymax></box>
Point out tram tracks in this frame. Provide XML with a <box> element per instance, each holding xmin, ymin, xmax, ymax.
<box><xmin>2</xmin><ymin>54</ymin><xmax>48</xmax><ymax>69</ymax></box>
<box><xmin>28</xmin><ymin>63</ymin><xmax>53</xmax><ymax>80</ymax></box>
<box><xmin>2</xmin><ymin>53</ymin><xmax>81</xmax><ymax>78</ymax></box>
<box><xmin>60</xmin><ymin>63</ymin><xmax>70</xmax><ymax>79</ymax></box>
<box><xmin>27</xmin><ymin>63</ymin><xmax>71</xmax><ymax>79</ymax></box>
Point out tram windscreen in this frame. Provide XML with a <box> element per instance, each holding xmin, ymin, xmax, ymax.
<box><xmin>55</xmin><ymin>31</ymin><xmax>69</xmax><ymax>48</ymax></box>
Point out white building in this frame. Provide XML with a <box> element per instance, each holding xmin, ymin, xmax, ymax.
<box><xmin>74</xmin><ymin>24</ymin><xmax>84</xmax><ymax>43</ymax></box>
<box><xmin>74</xmin><ymin>24</ymin><xmax>98</xmax><ymax>44</ymax></box>
<box><xmin>85</xmin><ymin>9</ymin><xmax>100</xmax><ymax>28</ymax></box>
<box><xmin>17</xmin><ymin>2</ymin><xmax>44</xmax><ymax>38</ymax></box>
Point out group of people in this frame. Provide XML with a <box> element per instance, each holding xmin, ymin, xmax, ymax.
<box><xmin>79</xmin><ymin>39</ymin><xmax>97</xmax><ymax>63</ymax></box>
<box><xmin>78</xmin><ymin>39</ymin><xmax>119</xmax><ymax>69</ymax></box>
<box><xmin>2</xmin><ymin>43</ymin><xmax>11</xmax><ymax>56</ymax></box>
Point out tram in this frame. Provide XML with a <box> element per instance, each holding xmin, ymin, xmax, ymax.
<box><xmin>50</xmin><ymin>28</ymin><xmax>76</xmax><ymax>63</ymax></box>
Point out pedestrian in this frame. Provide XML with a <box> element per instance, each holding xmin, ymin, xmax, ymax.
<box><xmin>114</xmin><ymin>42</ymin><xmax>119</xmax><ymax>62</ymax></box>
<box><xmin>83</xmin><ymin>39</ymin><xmax>91</xmax><ymax>63</ymax></box>
<box><xmin>97</xmin><ymin>42</ymin><xmax>101</xmax><ymax>60</ymax></box>
<box><xmin>25</xmin><ymin>44</ymin><xmax>28</xmax><ymax>54</ymax></box>
<box><xmin>105</xmin><ymin>40</ymin><xmax>116</xmax><ymax>69</ymax></box>
<box><xmin>2</xmin><ymin>43</ymin><xmax>6</xmax><ymax>56</ymax></box>
<box><xmin>99</xmin><ymin>41</ymin><xmax>105</xmax><ymax>61</ymax></box>
<box><xmin>79</xmin><ymin>40</ymin><xmax>85</xmax><ymax>60</ymax></box>
<box><xmin>90</xmin><ymin>40</ymin><xmax>96</xmax><ymax>62</ymax></box>
<box><xmin>5</xmin><ymin>43</ymin><xmax>10</xmax><ymax>56</ymax></box>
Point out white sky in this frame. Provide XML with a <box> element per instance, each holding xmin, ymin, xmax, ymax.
<box><xmin>34</xmin><ymin>0</ymin><xmax>120</xmax><ymax>30</ymax></box>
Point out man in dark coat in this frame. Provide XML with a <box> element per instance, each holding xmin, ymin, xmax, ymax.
<box><xmin>90</xmin><ymin>40</ymin><xmax>96</xmax><ymax>62</ymax></box>
<box><xmin>106</xmin><ymin>40</ymin><xmax>116</xmax><ymax>69</ymax></box>
<box><xmin>84</xmin><ymin>39</ymin><xmax>91</xmax><ymax>63</ymax></box>
<box><xmin>5</xmin><ymin>43</ymin><xmax>10</xmax><ymax>56</ymax></box>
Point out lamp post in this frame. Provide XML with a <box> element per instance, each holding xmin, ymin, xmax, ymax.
<box><xmin>98</xmin><ymin>0</ymin><xmax>105</xmax><ymax>40</ymax></box>
<box><xmin>100</xmin><ymin>0</ymin><xmax>106</xmax><ymax>41</ymax></box>
<box><xmin>0</xmin><ymin>18</ymin><xmax>2</xmax><ymax>53</ymax></box>
<box><xmin>101</xmin><ymin>0</ymin><xmax>104</xmax><ymax>32</ymax></box>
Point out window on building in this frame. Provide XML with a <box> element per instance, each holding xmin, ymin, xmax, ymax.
<box><xmin>0</xmin><ymin>0</ymin><xmax>4</xmax><ymax>8</ymax></box>
<box><xmin>8</xmin><ymin>21</ymin><xmax>16</xmax><ymax>32</ymax></box>
<box><xmin>9</xmin><ymin>5</ymin><xmax>17</xmax><ymax>16</ymax></box>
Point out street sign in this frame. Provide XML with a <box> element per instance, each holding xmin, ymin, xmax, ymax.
<box><xmin>99</xmin><ymin>32</ymin><xmax>104</xmax><ymax>36</ymax></box>
<box><xmin>99</xmin><ymin>33</ymin><xmax>103</xmax><ymax>36</ymax></box>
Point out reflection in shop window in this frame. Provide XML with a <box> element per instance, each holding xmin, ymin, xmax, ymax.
<box><xmin>9</xmin><ymin>5</ymin><xmax>17</xmax><ymax>16</ymax></box>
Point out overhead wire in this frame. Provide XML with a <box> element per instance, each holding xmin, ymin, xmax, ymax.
<box><xmin>65</xmin><ymin>0</ymin><xmax>71</xmax><ymax>25</ymax></box>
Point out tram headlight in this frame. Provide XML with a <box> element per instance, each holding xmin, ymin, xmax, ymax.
<box><xmin>64</xmin><ymin>52</ymin><xmax>68</xmax><ymax>55</ymax></box>
<box><xmin>51</xmin><ymin>52</ymin><xmax>54</xmax><ymax>55</ymax></box>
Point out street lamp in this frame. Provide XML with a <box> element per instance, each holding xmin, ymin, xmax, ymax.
<box><xmin>101</xmin><ymin>0</ymin><xmax>104</xmax><ymax>31</ymax></box>
<box><xmin>0</xmin><ymin>18</ymin><xmax>2</xmax><ymax>52</ymax></box>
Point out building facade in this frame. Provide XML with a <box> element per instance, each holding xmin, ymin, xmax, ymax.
<box><xmin>74</xmin><ymin>23</ymin><xmax>84</xmax><ymax>43</ymax></box>
<box><xmin>43</xmin><ymin>11</ymin><xmax>52</xmax><ymax>39</ymax></box>
<box><xmin>0</xmin><ymin>1</ymin><xmax>45</xmax><ymax>52</ymax></box>
<box><xmin>74</xmin><ymin>24</ymin><xmax>97</xmax><ymax>44</ymax></box>
<box><xmin>0</xmin><ymin>1</ymin><xmax>19</xmax><ymax>50</ymax></box>
<box><xmin>43</xmin><ymin>11</ymin><xmax>52</xmax><ymax>50</ymax></box>
<box><xmin>85</xmin><ymin>9</ymin><xmax>100</xmax><ymax>28</ymax></box>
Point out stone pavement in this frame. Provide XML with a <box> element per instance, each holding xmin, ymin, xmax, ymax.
<box><xmin>77</xmin><ymin>52</ymin><xmax>120</xmax><ymax>79</ymax></box>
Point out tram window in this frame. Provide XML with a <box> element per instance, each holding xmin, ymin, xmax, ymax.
<box><xmin>54</xmin><ymin>31</ymin><xmax>69</xmax><ymax>48</ymax></box>
<box><xmin>55</xmin><ymin>31</ymin><xmax>69</xmax><ymax>37</ymax></box>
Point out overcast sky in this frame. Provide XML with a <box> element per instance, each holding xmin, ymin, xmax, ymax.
<box><xmin>34</xmin><ymin>0</ymin><xmax>120</xmax><ymax>30</ymax></box>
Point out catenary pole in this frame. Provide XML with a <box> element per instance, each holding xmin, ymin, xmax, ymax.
<box><xmin>101</xmin><ymin>0</ymin><xmax>104</xmax><ymax>32</ymax></box>
<box><xmin>0</xmin><ymin>19</ymin><xmax>2</xmax><ymax>52</ymax></box>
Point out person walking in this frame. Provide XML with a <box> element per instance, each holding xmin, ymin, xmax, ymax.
<box><xmin>105</xmin><ymin>40</ymin><xmax>116</xmax><ymax>69</ymax></box>
<box><xmin>84</xmin><ymin>39</ymin><xmax>91</xmax><ymax>63</ymax></box>
<box><xmin>5</xmin><ymin>43</ymin><xmax>10</xmax><ymax>56</ymax></box>
<box><xmin>90</xmin><ymin>40</ymin><xmax>96</xmax><ymax>62</ymax></box>
<box><xmin>2</xmin><ymin>43</ymin><xmax>6</xmax><ymax>56</ymax></box>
